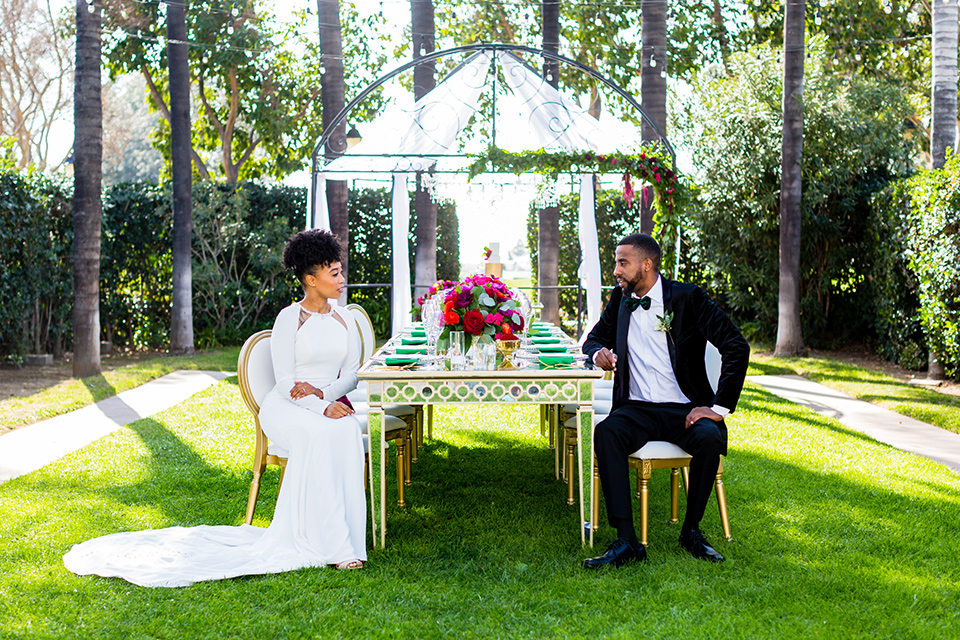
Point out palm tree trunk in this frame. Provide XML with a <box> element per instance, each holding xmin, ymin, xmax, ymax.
<box><xmin>317</xmin><ymin>0</ymin><xmax>349</xmax><ymax>303</ymax></box>
<box><xmin>412</xmin><ymin>0</ymin><xmax>437</xmax><ymax>299</ymax></box>
<box><xmin>72</xmin><ymin>0</ymin><xmax>102</xmax><ymax>378</ymax></box>
<box><xmin>927</xmin><ymin>0</ymin><xmax>958</xmax><ymax>378</ymax></box>
<box><xmin>774</xmin><ymin>0</ymin><xmax>806</xmax><ymax>357</ymax></box>
<box><xmin>538</xmin><ymin>0</ymin><xmax>561</xmax><ymax>324</ymax></box>
<box><xmin>168</xmin><ymin>0</ymin><xmax>194</xmax><ymax>355</ymax></box>
<box><xmin>640</xmin><ymin>0</ymin><xmax>667</xmax><ymax>235</ymax></box>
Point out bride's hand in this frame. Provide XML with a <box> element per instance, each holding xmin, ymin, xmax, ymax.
<box><xmin>291</xmin><ymin>381</ymin><xmax>322</xmax><ymax>400</ymax></box>
<box><xmin>324</xmin><ymin>401</ymin><xmax>354</xmax><ymax>419</ymax></box>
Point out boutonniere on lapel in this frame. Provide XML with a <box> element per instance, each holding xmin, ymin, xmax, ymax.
<box><xmin>655</xmin><ymin>311</ymin><xmax>674</xmax><ymax>333</ymax></box>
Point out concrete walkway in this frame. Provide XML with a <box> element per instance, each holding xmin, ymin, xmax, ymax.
<box><xmin>748</xmin><ymin>374</ymin><xmax>960</xmax><ymax>472</ymax></box>
<box><xmin>0</xmin><ymin>370</ymin><xmax>233</xmax><ymax>484</ymax></box>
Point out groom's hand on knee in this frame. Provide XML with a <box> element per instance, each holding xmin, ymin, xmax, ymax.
<box><xmin>685</xmin><ymin>406</ymin><xmax>721</xmax><ymax>429</ymax></box>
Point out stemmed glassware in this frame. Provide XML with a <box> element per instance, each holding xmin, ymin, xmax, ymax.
<box><xmin>422</xmin><ymin>297</ymin><xmax>442</xmax><ymax>351</ymax></box>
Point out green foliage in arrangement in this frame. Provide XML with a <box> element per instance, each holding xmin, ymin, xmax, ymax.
<box><xmin>1</xmin><ymin>375</ymin><xmax>958</xmax><ymax>638</ymax></box>
<box><xmin>347</xmin><ymin>188</ymin><xmax>460</xmax><ymax>339</ymax></box>
<box><xmin>676</xmin><ymin>41</ymin><xmax>917</xmax><ymax>346</ymax></box>
<box><xmin>898</xmin><ymin>152</ymin><xmax>960</xmax><ymax>378</ymax></box>
<box><xmin>527</xmin><ymin>188</ymin><xmax>639</xmax><ymax>326</ymax></box>
<box><xmin>0</xmin><ymin>156</ymin><xmax>72</xmax><ymax>361</ymax></box>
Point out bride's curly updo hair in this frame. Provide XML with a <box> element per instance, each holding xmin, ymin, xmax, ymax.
<box><xmin>282</xmin><ymin>229</ymin><xmax>343</xmax><ymax>283</ymax></box>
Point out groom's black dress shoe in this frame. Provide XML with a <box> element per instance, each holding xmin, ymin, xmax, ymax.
<box><xmin>582</xmin><ymin>537</ymin><xmax>646</xmax><ymax>569</ymax></box>
<box><xmin>679</xmin><ymin>528</ymin><xmax>725</xmax><ymax>563</ymax></box>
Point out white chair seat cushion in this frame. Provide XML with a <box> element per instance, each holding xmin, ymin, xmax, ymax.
<box><xmin>630</xmin><ymin>441</ymin><xmax>691</xmax><ymax>460</ymax></box>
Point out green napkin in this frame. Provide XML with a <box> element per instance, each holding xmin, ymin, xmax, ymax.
<box><xmin>526</xmin><ymin>329</ymin><xmax>547</xmax><ymax>336</ymax></box>
<box><xmin>385</xmin><ymin>357</ymin><xmax>418</xmax><ymax>366</ymax></box>
<box><xmin>396</xmin><ymin>346</ymin><xmax>427</xmax><ymax>354</ymax></box>
<box><xmin>410</xmin><ymin>330</ymin><xmax>426</xmax><ymax>337</ymax></box>
<box><xmin>532</xmin><ymin>337</ymin><xmax>561</xmax><ymax>344</ymax></box>
<box><xmin>537</xmin><ymin>345</ymin><xmax>568</xmax><ymax>353</ymax></box>
<box><xmin>401</xmin><ymin>337</ymin><xmax>427</xmax><ymax>345</ymax></box>
<box><xmin>531</xmin><ymin>322</ymin><xmax>552</xmax><ymax>328</ymax></box>
<box><xmin>539</xmin><ymin>355</ymin><xmax>573</xmax><ymax>366</ymax></box>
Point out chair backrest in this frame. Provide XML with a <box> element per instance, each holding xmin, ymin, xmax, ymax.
<box><xmin>345</xmin><ymin>303</ymin><xmax>375</xmax><ymax>364</ymax></box>
<box><xmin>237</xmin><ymin>330</ymin><xmax>275</xmax><ymax>416</ymax></box>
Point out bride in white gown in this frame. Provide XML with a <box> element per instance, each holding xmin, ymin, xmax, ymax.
<box><xmin>64</xmin><ymin>229</ymin><xmax>367</xmax><ymax>587</ymax></box>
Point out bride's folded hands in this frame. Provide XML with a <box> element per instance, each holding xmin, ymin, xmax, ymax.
<box><xmin>290</xmin><ymin>380</ymin><xmax>322</xmax><ymax>400</ymax></box>
<box><xmin>324</xmin><ymin>400</ymin><xmax>355</xmax><ymax>419</ymax></box>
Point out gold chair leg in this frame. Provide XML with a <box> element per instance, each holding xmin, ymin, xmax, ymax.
<box><xmin>404</xmin><ymin>431</ymin><xmax>413</xmax><ymax>486</ymax></box>
<box><xmin>566</xmin><ymin>432</ymin><xmax>576</xmax><ymax>506</ymax></box>
<box><xmin>592</xmin><ymin>459</ymin><xmax>601</xmax><ymax>535</ymax></box>
<box><xmin>412</xmin><ymin>408</ymin><xmax>422</xmax><ymax>462</ymax></box>
<box><xmin>639</xmin><ymin>475</ymin><xmax>650</xmax><ymax>547</ymax></box>
<box><xmin>716</xmin><ymin>472</ymin><xmax>732</xmax><ymax>540</ymax></box>
<box><xmin>245</xmin><ymin>472</ymin><xmax>262</xmax><ymax>525</ymax></box>
<box><xmin>548</xmin><ymin>405</ymin><xmax>556</xmax><ymax>449</ymax></box>
<box><xmin>364</xmin><ymin>455</ymin><xmax>369</xmax><ymax>491</ymax></box>
<box><xmin>396</xmin><ymin>438</ymin><xmax>406</xmax><ymax>508</ymax></box>
<box><xmin>681</xmin><ymin>466</ymin><xmax>690</xmax><ymax>496</ymax></box>
<box><xmin>540</xmin><ymin>405</ymin><xmax>548</xmax><ymax>437</ymax></box>
<box><xmin>427</xmin><ymin>404</ymin><xmax>433</xmax><ymax>440</ymax></box>
<box><xmin>669</xmin><ymin>468</ymin><xmax>680</xmax><ymax>524</ymax></box>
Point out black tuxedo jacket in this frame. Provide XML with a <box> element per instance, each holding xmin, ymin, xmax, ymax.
<box><xmin>582</xmin><ymin>278</ymin><xmax>750</xmax><ymax>413</ymax></box>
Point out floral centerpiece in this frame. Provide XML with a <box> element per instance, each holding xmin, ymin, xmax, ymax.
<box><xmin>438</xmin><ymin>274</ymin><xmax>524</xmax><ymax>351</ymax></box>
<box><xmin>411</xmin><ymin>279</ymin><xmax>458</xmax><ymax>321</ymax></box>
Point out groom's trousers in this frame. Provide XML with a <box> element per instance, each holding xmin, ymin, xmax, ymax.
<box><xmin>594</xmin><ymin>401</ymin><xmax>725</xmax><ymax>533</ymax></box>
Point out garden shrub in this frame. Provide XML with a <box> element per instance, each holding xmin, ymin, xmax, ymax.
<box><xmin>899</xmin><ymin>152</ymin><xmax>960</xmax><ymax>378</ymax></box>
<box><xmin>675</xmin><ymin>40</ymin><xmax>917</xmax><ymax>346</ymax></box>
<box><xmin>0</xmin><ymin>156</ymin><xmax>72</xmax><ymax>361</ymax></box>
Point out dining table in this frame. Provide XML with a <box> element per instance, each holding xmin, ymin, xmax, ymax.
<box><xmin>357</xmin><ymin>323</ymin><xmax>605</xmax><ymax>548</ymax></box>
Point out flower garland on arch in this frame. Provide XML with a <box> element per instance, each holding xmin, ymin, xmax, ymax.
<box><xmin>466</xmin><ymin>146</ymin><xmax>688</xmax><ymax>274</ymax></box>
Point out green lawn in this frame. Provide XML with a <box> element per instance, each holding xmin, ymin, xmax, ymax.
<box><xmin>0</xmin><ymin>378</ymin><xmax>957</xmax><ymax>638</ymax></box>
<box><xmin>0</xmin><ymin>348</ymin><xmax>239</xmax><ymax>433</ymax></box>
<box><xmin>749</xmin><ymin>352</ymin><xmax>960</xmax><ymax>434</ymax></box>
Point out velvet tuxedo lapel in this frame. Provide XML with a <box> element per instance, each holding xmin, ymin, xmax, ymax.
<box><xmin>616</xmin><ymin>290</ymin><xmax>632</xmax><ymax>403</ymax></box>
<box><xmin>661</xmin><ymin>277</ymin><xmax>678</xmax><ymax>372</ymax></box>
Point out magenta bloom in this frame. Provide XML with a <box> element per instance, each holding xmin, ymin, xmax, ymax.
<box><xmin>486</xmin><ymin>312</ymin><xmax>504</xmax><ymax>325</ymax></box>
<box><xmin>456</xmin><ymin>290</ymin><xmax>474</xmax><ymax>308</ymax></box>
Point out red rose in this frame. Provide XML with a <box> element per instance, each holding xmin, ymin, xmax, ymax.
<box><xmin>445</xmin><ymin>310</ymin><xmax>460</xmax><ymax>325</ymax></box>
<box><xmin>463</xmin><ymin>309</ymin><xmax>485</xmax><ymax>335</ymax></box>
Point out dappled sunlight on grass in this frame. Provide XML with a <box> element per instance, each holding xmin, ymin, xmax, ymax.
<box><xmin>1</xmin><ymin>379</ymin><xmax>959</xmax><ymax>637</ymax></box>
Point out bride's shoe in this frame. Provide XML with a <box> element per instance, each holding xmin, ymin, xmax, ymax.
<box><xmin>335</xmin><ymin>559</ymin><xmax>363</xmax><ymax>570</ymax></box>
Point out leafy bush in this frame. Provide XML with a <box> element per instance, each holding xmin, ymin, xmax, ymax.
<box><xmin>899</xmin><ymin>152</ymin><xmax>960</xmax><ymax>378</ymax></box>
<box><xmin>0</xmin><ymin>159</ymin><xmax>72</xmax><ymax>360</ymax></box>
<box><xmin>675</xmin><ymin>41</ymin><xmax>917</xmax><ymax>346</ymax></box>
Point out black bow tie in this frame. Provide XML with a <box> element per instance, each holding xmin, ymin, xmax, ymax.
<box><xmin>625</xmin><ymin>295</ymin><xmax>651</xmax><ymax>312</ymax></box>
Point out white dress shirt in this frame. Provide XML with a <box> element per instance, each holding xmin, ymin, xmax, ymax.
<box><xmin>598</xmin><ymin>277</ymin><xmax>730</xmax><ymax>416</ymax></box>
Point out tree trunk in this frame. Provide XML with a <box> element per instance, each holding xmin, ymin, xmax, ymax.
<box><xmin>317</xmin><ymin>0</ymin><xmax>349</xmax><ymax>303</ymax></box>
<box><xmin>774</xmin><ymin>0</ymin><xmax>806</xmax><ymax>357</ymax></box>
<box><xmin>412</xmin><ymin>0</ymin><xmax>437</xmax><ymax>298</ymax></box>
<box><xmin>640</xmin><ymin>0</ymin><xmax>668</xmax><ymax>235</ymax></box>
<box><xmin>927</xmin><ymin>0</ymin><xmax>958</xmax><ymax>379</ymax></box>
<box><xmin>72</xmin><ymin>0</ymin><xmax>102</xmax><ymax>378</ymax></box>
<box><xmin>168</xmin><ymin>0</ymin><xmax>194</xmax><ymax>355</ymax></box>
<box><xmin>538</xmin><ymin>0</ymin><xmax>561</xmax><ymax>324</ymax></box>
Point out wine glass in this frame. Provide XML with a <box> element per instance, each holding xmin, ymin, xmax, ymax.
<box><xmin>422</xmin><ymin>297</ymin><xmax>441</xmax><ymax>351</ymax></box>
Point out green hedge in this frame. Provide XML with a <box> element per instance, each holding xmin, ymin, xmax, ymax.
<box><xmin>0</xmin><ymin>164</ymin><xmax>72</xmax><ymax>362</ymax></box>
<box><xmin>898</xmin><ymin>152</ymin><xmax>960</xmax><ymax>378</ymax></box>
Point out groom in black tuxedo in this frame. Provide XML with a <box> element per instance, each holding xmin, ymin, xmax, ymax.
<box><xmin>581</xmin><ymin>233</ymin><xmax>749</xmax><ymax>568</ymax></box>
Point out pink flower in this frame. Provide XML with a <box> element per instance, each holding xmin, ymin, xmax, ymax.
<box><xmin>486</xmin><ymin>312</ymin><xmax>504</xmax><ymax>325</ymax></box>
<box><xmin>610</xmin><ymin>157</ymin><xmax>618</xmax><ymax>164</ymax></box>
<box><xmin>655</xmin><ymin>173</ymin><xmax>661</xmax><ymax>183</ymax></box>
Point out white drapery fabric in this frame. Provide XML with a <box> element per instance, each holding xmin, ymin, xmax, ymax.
<box><xmin>325</xmin><ymin>51</ymin><xmax>492</xmax><ymax>175</ymax></box>
<box><xmin>577</xmin><ymin>174</ymin><xmax>601</xmax><ymax>342</ymax></box>
<box><xmin>391</xmin><ymin>173</ymin><xmax>412</xmax><ymax>335</ymax></box>
<box><xmin>496</xmin><ymin>52</ymin><xmax>607</xmax><ymax>152</ymax></box>
<box><xmin>311</xmin><ymin>173</ymin><xmax>330</xmax><ymax>230</ymax></box>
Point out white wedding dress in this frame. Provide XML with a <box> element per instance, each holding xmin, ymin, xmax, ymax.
<box><xmin>63</xmin><ymin>303</ymin><xmax>367</xmax><ymax>587</ymax></box>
